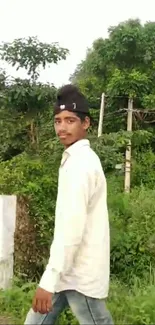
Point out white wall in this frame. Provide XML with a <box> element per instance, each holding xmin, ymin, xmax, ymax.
<box><xmin>0</xmin><ymin>195</ymin><xmax>16</xmax><ymax>289</ymax></box>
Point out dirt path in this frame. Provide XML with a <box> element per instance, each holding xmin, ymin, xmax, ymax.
<box><xmin>0</xmin><ymin>316</ymin><xmax>14</xmax><ymax>324</ymax></box>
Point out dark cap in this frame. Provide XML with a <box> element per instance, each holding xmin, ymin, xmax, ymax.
<box><xmin>53</xmin><ymin>84</ymin><xmax>89</xmax><ymax>115</ymax></box>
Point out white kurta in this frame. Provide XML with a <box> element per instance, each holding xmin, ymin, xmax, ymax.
<box><xmin>39</xmin><ymin>139</ymin><xmax>110</xmax><ymax>299</ymax></box>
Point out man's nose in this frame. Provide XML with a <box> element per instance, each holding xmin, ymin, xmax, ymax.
<box><xmin>57</xmin><ymin>121</ymin><xmax>67</xmax><ymax>132</ymax></box>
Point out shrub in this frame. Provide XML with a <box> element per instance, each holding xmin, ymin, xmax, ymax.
<box><xmin>0</xmin><ymin>151</ymin><xmax>60</xmax><ymax>277</ymax></box>
<box><xmin>109</xmin><ymin>185</ymin><xmax>155</xmax><ymax>281</ymax></box>
<box><xmin>132</xmin><ymin>149</ymin><xmax>155</xmax><ymax>188</ymax></box>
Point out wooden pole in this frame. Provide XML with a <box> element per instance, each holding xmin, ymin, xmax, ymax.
<box><xmin>124</xmin><ymin>98</ymin><xmax>133</xmax><ymax>193</ymax></box>
<box><xmin>98</xmin><ymin>93</ymin><xmax>105</xmax><ymax>137</ymax></box>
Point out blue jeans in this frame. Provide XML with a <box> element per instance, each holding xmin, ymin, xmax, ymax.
<box><xmin>24</xmin><ymin>290</ymin><xmax>113</xmax><ymax>325</ymax></box>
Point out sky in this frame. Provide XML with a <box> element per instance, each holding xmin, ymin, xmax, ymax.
<box><xmin>0</xmin><ymin>0</ymin><xmax>155</xmax><ymax>87</ymax></box>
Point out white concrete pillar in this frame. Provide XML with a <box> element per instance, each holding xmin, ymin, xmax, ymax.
<box><xmin>0</xmin><ymin>195</ymin><xmax>16</xmax><ymax>289</ymax></box>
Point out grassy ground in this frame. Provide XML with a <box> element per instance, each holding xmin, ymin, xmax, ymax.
<box><xmin>1</xmin><ymin>275</ymin><xmax>155</xmax><ymax>324</ymax></box>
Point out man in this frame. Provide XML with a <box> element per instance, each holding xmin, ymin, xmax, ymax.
<box><xmin>24</xmin><ymin>85</ymin><xmax>113</xmax><ymax>325</ymax></box>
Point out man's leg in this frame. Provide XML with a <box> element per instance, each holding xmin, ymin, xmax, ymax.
<box><xmin>24</xmin><ymin>292</ymin><xmax>68</xmax><ymax>325</ymax></box>
<box><xmin>65</xmin><ymin>290</ymin><xmax>114</xmax><ymax>325</ymax></box>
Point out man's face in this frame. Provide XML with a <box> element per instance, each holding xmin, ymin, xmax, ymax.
<box><xmin>54</xmin><ymin>110</ymin><xmax>90</xmax><ymax>147</ymax></box>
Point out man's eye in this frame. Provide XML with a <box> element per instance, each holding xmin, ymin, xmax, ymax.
<box><xmin>68</xmin><ymin>119</ymin><xmax>74</xmax><ymax>123</ymax></box>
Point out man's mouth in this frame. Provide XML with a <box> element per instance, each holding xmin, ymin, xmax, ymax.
<box><xmin>58</xmin><ymin>134</ymin><xmax>68</xmax><ymax>139</ymax></box>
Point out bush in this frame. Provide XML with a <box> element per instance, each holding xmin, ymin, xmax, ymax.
<box><xmin>132</xmin><ymin>149</ymin><xmax>155</xmax><ymax>188</ymax></box>
<box><xmin>109</xmin><ymin>185</ymin><xmax>155</xmax><ymax>281</ymax></box>
<box><xmin>0</xmin><ymin>151</ymin><xmax>60</xmax><ymax>278</ymax></box>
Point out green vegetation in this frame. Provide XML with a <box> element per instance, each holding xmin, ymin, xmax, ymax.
<box><xmin>1</xmin><ymin>276</ymin><xmax>155</xmax><ymax>324</ymax></box>
<box><xmin>0</xmin><ymin>19</ymin><xmax>155</xmax><ymax>324</ymax></box>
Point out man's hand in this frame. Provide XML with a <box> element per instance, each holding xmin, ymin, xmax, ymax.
<box><xmin>32</xmin><ymin>287</ymin><xmax>53</xmax><ymax>314</ymax></box>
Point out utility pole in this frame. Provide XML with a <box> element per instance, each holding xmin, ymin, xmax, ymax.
<box><xmin>98</xmin><ymin>93</ymin><xmax>105</xmax><ymax>137</ymax></box>
<box><xmin>124</xmin><ymin>98</ymin><xmax>133</xmax><ymax>193</ymax></box>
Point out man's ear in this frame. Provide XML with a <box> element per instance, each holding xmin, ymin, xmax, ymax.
<box><xmin>83</xmin><ymin>116</ymin><xmax>90</xmax><ymax>130</ymax></box>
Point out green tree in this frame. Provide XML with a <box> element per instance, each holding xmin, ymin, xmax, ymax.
<box><xmin>0</xmin><ymin>75</ymin><xmax>57</xmax><ymax>160</ymax></box>
<box><xmin>71</xmin><ymin>19</ymin><xmax>155</xmax><ymax>115</ymax></box>
<box><xmin>0</xmin><ymin>37</ymin><xmax>69</xmax><ymax>160</ymax></box>
<box><xmin>0</xmin><ymin>36</ymin><xmax>69</xmax><ymax>80</ymax></box>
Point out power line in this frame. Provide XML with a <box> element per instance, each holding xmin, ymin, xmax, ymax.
<box><xmin>104</xmin><ymin>94</ymin><xmax>155</xmax><ymax>100</ymax></box>
<box><xmin>104</xmin><ymin>108</ymin><xmax>155</xmax><ymax>117</ymax></box>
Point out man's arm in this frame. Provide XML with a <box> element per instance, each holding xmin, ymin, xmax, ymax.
<box><xmin>39</xmin><ymin>165</ymin><xmax>94</xmax><ymax>293</ymax></box>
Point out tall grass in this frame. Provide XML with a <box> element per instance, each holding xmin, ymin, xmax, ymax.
<box><xmin>1</xmin><ymin>275</ymin><xmax>155</xmax><ymax>324</ymax></box>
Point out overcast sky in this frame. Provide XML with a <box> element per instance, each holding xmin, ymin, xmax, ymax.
<box><xmin>0</xmin><ymin>0</ymin><xmax>154</xmax><ymax>87</ymax></box>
